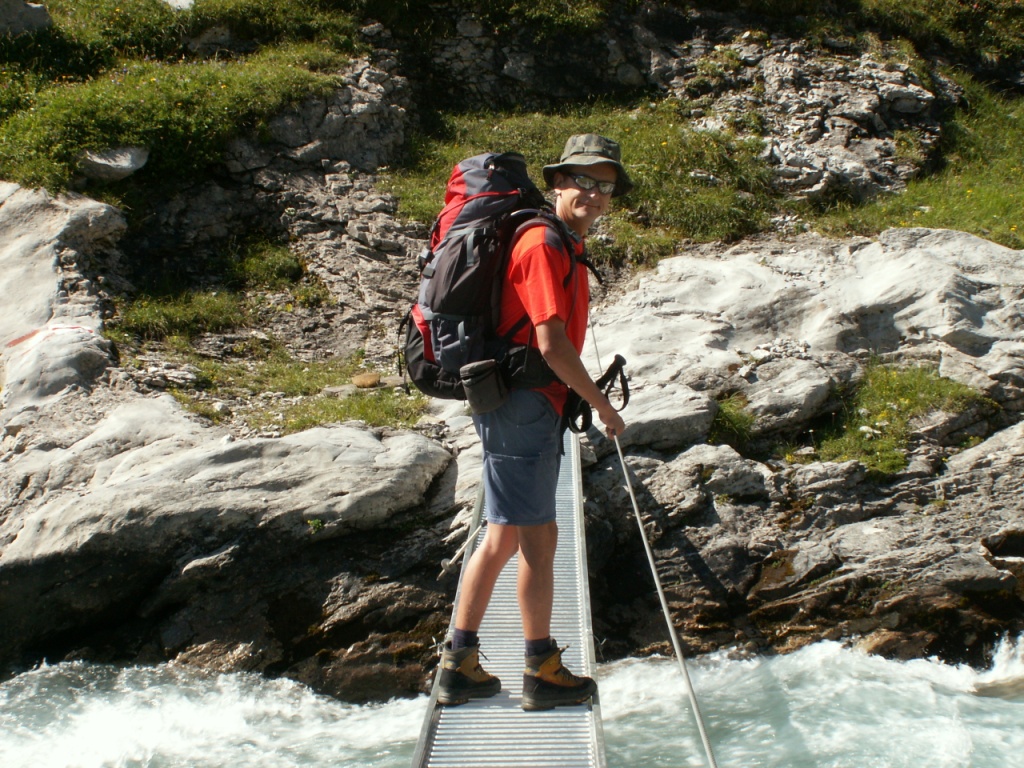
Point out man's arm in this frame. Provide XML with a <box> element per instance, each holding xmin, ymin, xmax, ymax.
<box><xmin>535</xmin><ymin>317</ymin><xmax>626</xmax><ymax>438</ymax></box>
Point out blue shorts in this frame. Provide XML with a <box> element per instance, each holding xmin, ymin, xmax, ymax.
<box><xmin>473</xmin><ymin>389</ymin><xmax>562</xmax><ymax>526</ymax></box>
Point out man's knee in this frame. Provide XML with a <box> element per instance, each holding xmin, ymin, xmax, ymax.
<box><xmin>518</xmin><ymin>521</ymin><xmax>558</xmax><ymax>563</ymax></box>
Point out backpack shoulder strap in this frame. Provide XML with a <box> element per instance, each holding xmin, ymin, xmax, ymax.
<box><xmin>509</xmin><ymin>211</ymin><xmax>604</xmax><ymax>287</ymax></box>
<box><xmin>497</xmin><ymin>210</ymin><xmax>604</xmax><ymax>351</ymax></box>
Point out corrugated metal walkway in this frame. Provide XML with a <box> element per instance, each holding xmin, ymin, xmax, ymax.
<box><xmin>412</xmin><ymin>431</ymin><xmax>605</xmax><ymax>768</ymax></box>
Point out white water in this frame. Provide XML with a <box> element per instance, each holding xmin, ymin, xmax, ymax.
<box><xmin>2</xmin><ymin>640</ymin><xmax>1023</xmax><ymax>768</ymax></box>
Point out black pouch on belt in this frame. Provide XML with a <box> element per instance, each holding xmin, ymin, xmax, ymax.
<box><xmin>459</xmin><ymin>359</ymin><xmax>509</xmax><ymax>414</ymax></box>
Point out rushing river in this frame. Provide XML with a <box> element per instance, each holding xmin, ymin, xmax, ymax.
<box><xmin>2</xmin><ymin>639</ymin><xmax>1023</xmax><ymax>768</ymax></box>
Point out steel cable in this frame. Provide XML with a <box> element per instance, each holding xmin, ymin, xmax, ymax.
<box><xmin>589</xmin><ymin>319</ymin><xmax>719</xmax><ymax>767</ymax></box>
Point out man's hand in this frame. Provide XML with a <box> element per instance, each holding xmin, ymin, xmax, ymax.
<box><xmin>595</xmin><ymin>400</ymin><xmax>626</xmax><ymax>439</ymax></box>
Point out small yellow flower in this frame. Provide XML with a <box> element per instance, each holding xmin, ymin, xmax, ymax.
<box><xmin>1012</xmin><ymin>225</ymin><xmax>1019</xmax><ymax>232</ymax></box>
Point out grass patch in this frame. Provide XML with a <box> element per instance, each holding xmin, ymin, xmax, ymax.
<box><xmin>107</xmin><ymin>237</ymin><xmax>324</xmax><ymax>342</ymax></box>
<box><xmin>815</xmin><ymin>362</ymin><xmax>989</xmax><ymax>475</ymax></box>
<box><xmin>859</xmin><ymin>0</ymin><xmax>1024</xmax><ymax>69</ymax></box>
<box><xmin>0</xmin><ymin>44</ymin><xmax>346</xmax><ymax>191</ymax></box>
<box><xmin>694</xmin><ymin>1</ymin><xmax>1024</xmax><ymax>70</ymax></box>
<box><xmin>709</xmin><ymin>393</ymin><xmax>756</xmax><ymax>449</ymax></box>
<box><xmin>471</xmin><ymin>0</ymin><xmax>623</xmax><ymax>36</ymax></box>
<box><xmin>231</xmin><ymin>241</ymin><xmax>305</xmax><ymax>290</ymax></box>
<box><xmin>116</xmin><ymin>290</ymin><xmax>245</xmax><ymax>340</ymax></box>
<box><xmin>163</xmin><ymin>346</ymin><xmax>427</xmax><ymax>432</ymax></box>
<box><xmin>190</xmin><ymin>349</ymin><xmax>362</xmax><ymax>398</ymax></box>
<box><xmin>1</xmin><ymin>0</ymin><xmax>359</xmax><ymax>80</ymax></box>
<box><xmin>246</xmin><ymin>389</ymin><xmax>426</xmax><ymax>434</ymax></box>
<box><xmin>386</xmin><ymin>100</ymin><xmax>773</xmax><ymax>267</ymax></box>
<box><xmin>338</xmin><ymin>0</ymin><xmax>628</xmax><ymax>39</ymax></box>
<box><xmin>0</xmin><ymin>0</ymin><xmax>360</xmax><ymax>191</ymax></box>
<box><xmin>386</xmin><ymin>67</ymin><xmax>1020</xmax><ymax>269</ymax></box>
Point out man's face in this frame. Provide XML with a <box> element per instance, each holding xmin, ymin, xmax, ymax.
<box><xmin>554</xmin><ymin>163</ymin><xmax>617</xmax><ymax>235</ymax></box>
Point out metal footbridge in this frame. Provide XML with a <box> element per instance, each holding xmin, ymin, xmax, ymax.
<box><xmin>412</xmin><ymin>431</ymin><xmax>606</xmax><ymax>768</ymax></box>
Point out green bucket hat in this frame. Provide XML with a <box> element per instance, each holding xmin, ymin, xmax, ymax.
<box><xmin>542</xmin><ymin>133</ymin><xmax>634</xmax><ymax>197</ymax></box>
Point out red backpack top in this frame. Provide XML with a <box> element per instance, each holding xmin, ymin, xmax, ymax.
<box><xmin>401</xmin><ymin>152</ymin><xmax>576</xmax><ymax>400</ymax></box>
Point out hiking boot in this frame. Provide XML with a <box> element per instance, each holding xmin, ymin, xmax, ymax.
<box><xmin>437</xmin><ymin>642</ymin><xmax>501</xmax><ymax>706</ymax></box>
<box><xmin>521</xmin><ymin>642</ymin><xmax>597</xmax><ymax>711</ymax></box>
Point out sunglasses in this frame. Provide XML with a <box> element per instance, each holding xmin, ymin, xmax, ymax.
<box><xmin>570</xmin><ymin>174</ymin><xmax>616</xmax><ymax>195</ymax></box>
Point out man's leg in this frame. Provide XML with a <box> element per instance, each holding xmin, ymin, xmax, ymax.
<box><xmin>516</xmin><ymin>521</ymin><xmax>558</xmax><ymax>641</ymax></box>
<box><xmin>455</xmin><ymin>523</ymin><xmax>521</xmax><ymax>632</ymax></box>
<box><xmin>518</xmin><ymin>521</ymin><xmax>598</xmax><ymax>711</ymax></box>
<box><xmin>438</xmin><ymin>523</ymin><xmax>520</xmax><ymax>706</ymax></box>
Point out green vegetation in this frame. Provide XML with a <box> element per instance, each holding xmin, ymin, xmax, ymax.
<box><xmin>0</xmin><ymin>44</ymin><xmax>347</xmax><ymax>191</ymax></box>
<box><xmin>697</xmin><ymin>1</ymin><xmax>1024</xmax><ymax>70</ymax></box>
<box><xmin>388</xmin><ymin>70</ymin><xmax>1022</xmax><ymax>266</ymax></box>
<box><xmin>710</xmin><ymin>393</ymin><xmax>756</xmax><ymax>449</ymax></box>
<box><xmin>107</xmin><ymin>238</ymin><xmax>324</xmax><ymax>343</ymax></box>
<box><xmin>4</xmin><ymin>0</ymin><xmax>1021</xmax><ymax>258</ymax></box>
<box><xmin>104</xmin><ymin>234</ymin><xmax>425</xmax><ymax>434</ymax></box>
<box><xmin>115</xmin><ymin>290</ymin><xmax>247</xmax><ymax>341</ymax></box>
<box><xmin>246</xmin><ymin>388</ymin><xmax>425</xmax><ymax>434</ymax></box>
<box><xmin>815</xmin><ymin>363</ymin><xmax>991</xmax><ymax>475</ymax></box>
<box><xmin>188</xmin><ymin>346</ymin><xmax>363</xmax><ymax>399</ymax></box>
<box><xmin>0</xmin><ymin>0</ymin><xmax>358</xmax><ymax>190</ymax></box>
<box><xmin>339</xmin><ymin>0</ymin><xmax>627</xmax><ymax>38</ymax></box>
<box><xmin>231</xmin><ymin>241</ymin><xmax>305</xmax><ymax>290</ymax></box>
<box><xmin>163</xmin><ymin>344</ymin><xmax>426</xmax><ymax>432</ymax></box>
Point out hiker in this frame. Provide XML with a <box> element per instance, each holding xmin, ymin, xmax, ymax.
<box><xmin>438</xmin><ymin>134</ymin><xmax>632</xmax><ymax>710</ymax></box>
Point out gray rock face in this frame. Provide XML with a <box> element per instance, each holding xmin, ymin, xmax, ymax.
<box><xmin>754</xmin><ymin>50</ymin><xmax>937</xmax><ymax>200</ymax></box>
<box><xmin>589</xmin><ymin>229</ymin><xmax>1024</xmax><ymax>431</ymax></box>
<box><xmin>123</xmin><ymin>55</ymin><xmax>417</xmax><ymax>365</ymax></box>
<box><xmin>0</xmin><ymin>186</ymin><xmax>125</xmax><ymax>414</ymax></box>
<box><xmin>0</xmin><ymin>394</ymin><xmax>450</xmax><ymax>663</ymax></box>
<box><xmin>575</xmin><ymin>228</ymin><xmax>1024</xmax><ymax>665</ymax></box>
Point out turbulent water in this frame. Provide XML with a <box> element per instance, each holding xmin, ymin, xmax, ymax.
<box><xmin>2</xmin><ymin>639</ymin><xmax>1023</xmax><ymax>768</ymax></box>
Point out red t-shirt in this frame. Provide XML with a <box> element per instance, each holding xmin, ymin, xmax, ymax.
<box><xmin>497</xmin><ymin>222</ymin><xmax>590</xmax><ymax>414</ymax></box>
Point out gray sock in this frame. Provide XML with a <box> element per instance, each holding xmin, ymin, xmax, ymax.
<box><xmin>525</xmin><ymin>637</ymin><xmax>555</xmax><ymax>657</ymax></box>
<box><xmin>451</xmin><ymin>628</ymin><xmax>479</xmax><ymax>650</ymax></box>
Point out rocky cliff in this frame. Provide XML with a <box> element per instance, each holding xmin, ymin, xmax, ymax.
<box><xmin>1</xmin><ymin>4</ymin><xmax>1023</xmax><ymax>701</ymax></box>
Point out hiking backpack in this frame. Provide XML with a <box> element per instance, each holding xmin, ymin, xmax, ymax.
<box><xmin>401</xmin><ymin>151</ymin><xmax>580</xmax><ymax>401</ymax></box>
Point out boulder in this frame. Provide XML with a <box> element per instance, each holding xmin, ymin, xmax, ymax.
<box><xmin>0</xmin><ymin>186</ymin><xmax>126</xmax><ymax>416</ymax></box>
<box><xmin>77</xmin><ymin>147</ymin><xmax>151</xmax><ymax>182</ymax></box>
<box><xmin>0</xmin><ymin>396</ymin><xmax>451</xmax><ymax>664</ymax></box>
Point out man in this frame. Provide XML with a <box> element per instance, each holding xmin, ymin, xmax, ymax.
<box><xmin>437</xmin><ymin>134</ymin><xmax>632</xmax><ymax>711</ymax></box>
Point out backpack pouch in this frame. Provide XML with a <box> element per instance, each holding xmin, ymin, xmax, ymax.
<box><xmin>459</xmin><ymin>358</ymin><xmax>509</xmax><ymax>414</ymax></box>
